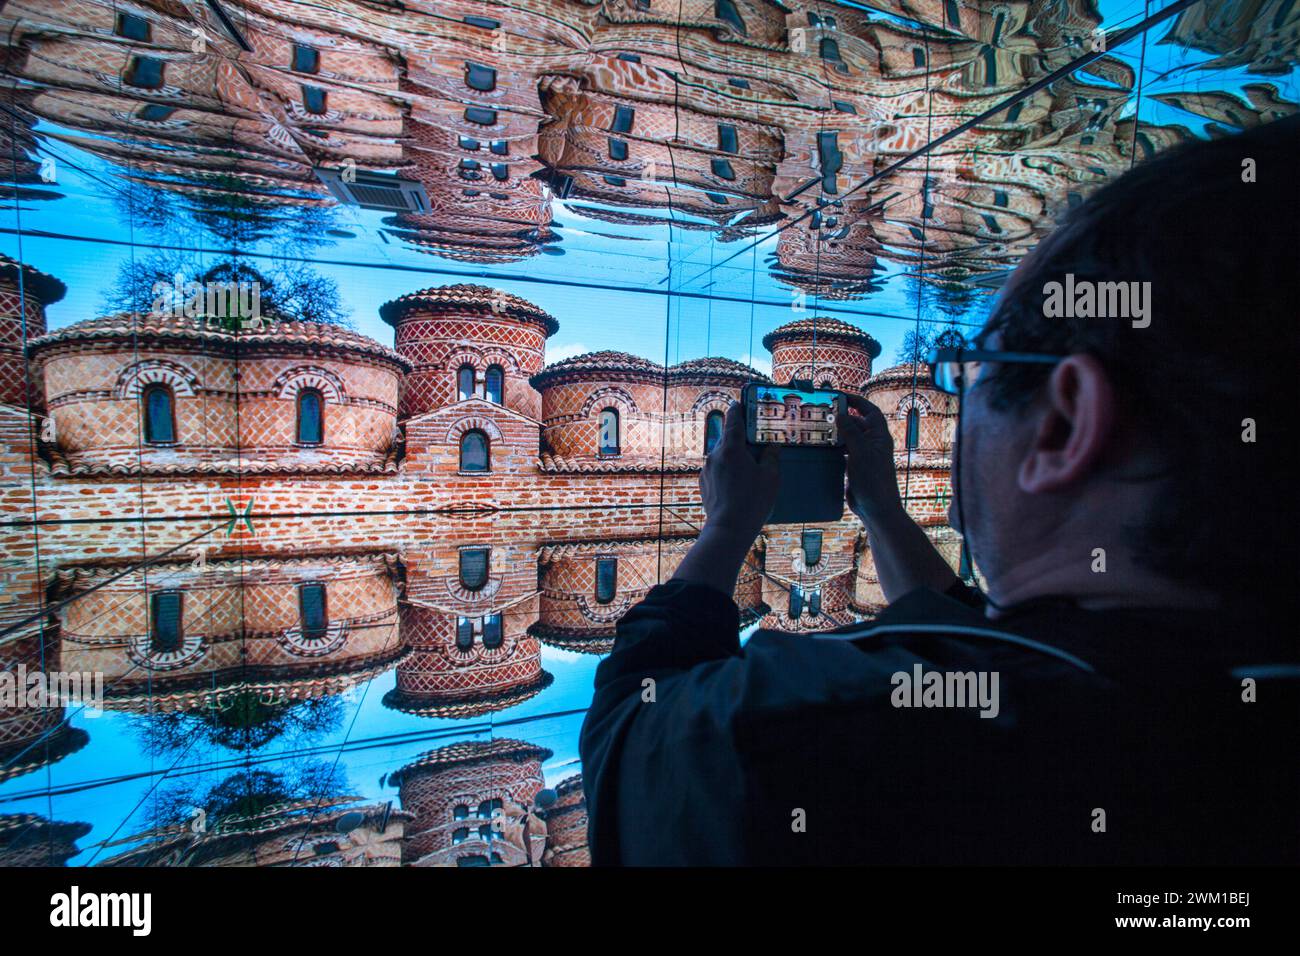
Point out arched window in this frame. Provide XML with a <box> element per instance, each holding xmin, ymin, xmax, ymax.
<box><xmin>715</xmin><ymin>0</ymin><xmax>747</xmax><ymax>34</ymax></box>
<box><xmin>297</xmin><ymin>388</ymin><xmax>323</xmax><ymax>444</ymax></box>
<box><xmin>807</xmin><ymin>588</ymin><xmax>822</xmax><ymax>617</ymax></box>
<box><xmin>459</xmin><ymin>548</ymin><xmax>490</xmax><ymax>592</ymax></box>
<box><xmin>457</xmin><ymin>365</ymin><xmax>476</xmax><ymax>401</ymax></box>
<box><xmin>598</xmin><ymin>407</ymin><xmax>620</xmax><ymax>455</ymax></box>
<box><xmin>595</xmin><ymin>558</ymin><xmax>617</xmax><ymax>604</ymax></box>
<box><xmin>788</xmin><ymin>586</ymin><xmax>804</xmax><ymax>619</ymax></box>
<box><xmin>456</xmin><ymin>617</ymin><xmax>474</xmax><ymax>650</ymax></box>
<box><xmin>482</xmin><ymin>614</ymin><xmax>503</xmax><ymax>649</ymax></box>
<box><xmin>801</xmin><ymin>530</ymin><xmax>823</xmax><ymax>566</ymax></box>
<box><xmin>906</xmin><ymin>407</ymin><xmax>920</xmax><ymax>450</ymax></box>
<box><xmin>704</xmin><ymin>410</ymin><xmax>725</xmax><ymax>455</ymax></box>
<box><xmin>484</xmin><ymin>365</ymin><xmax>504</xmax><ymax>404</ymax></box>
<box><xmin>460</xmin><ymin>429</ymin><xmax>490</xmax><ymax>472</ymax></box>
<box><xmin>142</xmin><ymin>383</ymin><xmax>175</xmax><ymax>444</ymax></box>
<box><xmin>150</xmin><ymin>591</ymin><xmax>183</xmax><ymax>654</ymax></box>
<box><xmin>298</xmin><ymin>583</ymin><xmax>328</xmax><ymax>641</ymax></box>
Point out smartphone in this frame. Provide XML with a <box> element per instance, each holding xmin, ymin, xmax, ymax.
<box><xmin>743</xmin><ymin>383</ymin><xmax>847</xmax><ymax>448</ymax></box>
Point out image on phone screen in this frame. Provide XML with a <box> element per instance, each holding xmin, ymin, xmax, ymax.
<box><xmin>745</xmin><ymin>385</ymin><xmax>842</xmax><ymax>446</ymax></box>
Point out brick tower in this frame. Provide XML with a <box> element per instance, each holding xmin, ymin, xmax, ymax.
<box><xmin>0</xmin><ymin>254</ymin><xmax>65</xmax><ymax>410</ymax></box>
<box><xmin>761</xmin><ymin>316</ymin><xmax>881</xmax><ymax>394</ymax></box>
<box><xmin>379</xmin><ymin>284</ymin><xmax>558</xmax><ymax>420</ymax></box>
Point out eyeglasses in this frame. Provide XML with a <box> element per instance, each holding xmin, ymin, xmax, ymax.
<box><xmin>926</xmin><ymin>347</ymin><xmax>1065</xmax><ymax>396</ymax></box>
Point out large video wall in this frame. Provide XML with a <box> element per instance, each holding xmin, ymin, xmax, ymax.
<box><xmin>1</xmin><ymin>0</ymin><xmax>1295</xmax><ymax>866</ymax></box>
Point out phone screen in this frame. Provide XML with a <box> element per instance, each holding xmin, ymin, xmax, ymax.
<box><xmin>745</xmin><ymin>385</ymin><xmax>843</xmax><ymax>446</ymax></box>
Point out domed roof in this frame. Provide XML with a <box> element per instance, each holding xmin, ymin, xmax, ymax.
<box><xmin>866</xmin><ymin>362</ymin><xmax>933</xmax><ymax>389</ymax></box>
<box><xmin>27</xmin><ymin>313</ymin><xmax>411</xmax><ymax>371</ymax></box>
<box><xmin>0</xmin><ymin>253</ymin><xmax>67</xmax><ymax>304</ymax></box>
<box><xmin>761</xmin><ymin>317</ymin><xmax>882</xmax><ymax>356</ymax></box>
<box><xmin>378</xmin><ymin>283</ymin><xmax>559</xmax><ymax>335</ymax></box>
<box><xmin>387</xmin><ymin>738</ymin><xmax>554</xmax><ymax>787</ymax></box>
<box><xmin>667</xmin><ymin>356</ymin><xmax>771</xmax><ymax>383</ymax></box>
<box><xmin>529</xmin><ymin>349</ymin><xmax>663</xmax><ymax>388</ymax></box>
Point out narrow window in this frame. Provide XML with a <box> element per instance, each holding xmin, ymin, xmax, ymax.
<box><xmin>116</xmin><ymin>13</ymin><xmax>151</xmax><ymax>42</ymax></box>
<box><xmin>482</xmin><ymin>614</ymin><xmax>503</xmax><ymax>649</ymax></box>
<box><xmin>711</xmin><ymin>158</ymin><xmax>736</xmax><ymax>180</ymax></box>
<box><xmin>302</xmin><ymin>85</ymin><xmax>327</xmax><ymax>115</ymax></box>
<box><xmin>298</xmin><ymin>583</ymin><xmax>327</xmax><ymax>641</ymax></box>
<box><xmin>802</xmin><ymin>530</ymin><xmax>823</xmax><ymax>566</ymax></box>
<box><xmin>717</xmin><ymin>124</ymin><xmax>738</xmax><ymax>153</ymax></box>
<box><xmin>981</xmin><ymin>46</ymin><xmax>998</xmax><ymax>87</ymax></box>
<box><xmin>788</xmin><ymin>586</ymin><xmax>804</xmax><ymax>619</ymax></box>
<box><xmin>292</xmin><ymin>45</ymin><xmax>319</xmax><ymax>74</ymax></box>
<box><xmin>465</xmin><ymin>62</ymin><xmax>496</xmax><ymax>92</ymax></box>
<box><xmin>945</xmin><ymin>0</ymin><xmax>961</xmax><ymax>28</ymax></box>
<box><xmin>150</xmin><ymin>591</ymin><xmax>183</xmax><ymax>654</ymax></box>
<box><xmin>478</xmin><ymin>798</ymin><xmax>502</xmax><ymax>818</ymax></box>
<box><xmin>906</xmin><ymin>407</ymin><xmax>920</xmax><ymax>449</ymax></box>
<box><xmin>715</xmin><ymin>0</ymin><xmax>747</xmax><ymax>35</ymax></box>
<box><xmin>981</xmin><ymin>213</ymin><xmax>1002</xmax><ymax>235</ymax></box>
<box><xmin>959</xmin><ymin>542</ymin><xmax>974</xmax><ymax>580</ymax></box>
<box><xmin>124</xmin><ymin>56</ymin><xmax>164</xmax><ymax>89</ymax></box>
<box><xmin>136</xmin><ymin>104</ymin><xmax>174</xmax><ymax>121</ymax></box>
<box><xmin>913</xmin><ymin>47</ymin><xmax>926</xmax><ymax>67</ymax></box>
<box><xmin>808</xmin><ymin>588</ymin><xmax>822</xmax><ymax>616</ymax></box>
<box><xmin>595</xmin><ymin>558</ymin><xmax>617</xmax><ymax>604</ymax></box>
<box><xmin>297</xmin><ymin>388</ymin><xmax>323</xmax><ymax>444</ymax></box>
<box><xmin>704</xmin><ymin>410</ymin><xmax>725</xmax><ymax>454</ymax></box>
<box><xmin>611</xmin><ymin>105</ymin><xmax>635</xmax><ymax>134</ymax></box>
<box><xmin>457</xmin><ymin>364</ymin><xmax>476</xmax><ymax>401</ymax></box>
<box><xmin>459</xmin><ymin>548</ymin><xmax>490</xmax><ymax>591</ymax></box>
<box><xmin>485</xmin><ymin>365</ymin><xmax>504</xmax><ymax>404</ymax></box>
<box><xmin>820</xmin><ymin>37</ymin><xmax>842</xmax><ymax>62</ymax></box>
<box><xmin>598</xmin><ymin>407</ymin><xmax>620</xmax><ymax>455</ymax></box>
<box><xmin>608</xmin><ymin>138</ymin><xmax>628</xmax><ymax>161</ymax></box>
<box><xmin>460</xmin><ymin>429</ymin><xmax>490</xmax><ymax>472</ymax></box>
<box><xmin>456</xmin><ymin>617</ymin><xmax>474</xmax><ymax>650</ymax></box>
<box><xmin>142</xmin><ymin>383</ymin><xmax>175</xmax><ymax>444</ymax></box>
<box><xmin>457</xmin><ymin>855</ymin><xmax>490</xmax><ymax>867</ymax></box>
<box><xmin>464</xmin><ymin>107</ymin><xmax>497</xmax><ymax>125</ymax></box>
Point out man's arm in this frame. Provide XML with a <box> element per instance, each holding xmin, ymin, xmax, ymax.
<box><xmin>841</xmin><ymin>393</ymin><xmax>958</xmax><ymax>601</ymax></box>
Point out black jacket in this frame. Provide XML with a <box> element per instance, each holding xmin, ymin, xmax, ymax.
<box><xmin>579</xmin><ymin>579</ymin><xmax>1298</xmax><ymax>865</ymax></box>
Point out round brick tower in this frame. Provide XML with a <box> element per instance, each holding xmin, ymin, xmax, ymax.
<box><xmin>0</xmin><ymin>254</ymin><xmax>66</xmax><ymax>410</ymax></box>
<box><xmin>389</xmin><ymin>739</ymin><xmax>552</xmax><ymax>867</ymax></box>
<box><xmin>378</xmin><ymin>284</ymin><xmax>559</xmax><ymax>420</ymax></box>
<box><xmin>761</xmin><ymin>316</ymin><xmax>881</xmax><ymax>394</ymax></box>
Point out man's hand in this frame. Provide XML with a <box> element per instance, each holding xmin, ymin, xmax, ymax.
<box><xmin>700</xmin><ymin>400</ymin><xmax>780</xmax><ymax>539</ymax></box>
<box><xmin>672</xmin><ymin>400</ymin><xmax>778</xmax><ymax>597</ymax></box>
<box><xmin>841</xmin><ymin>393</ymin><xmax>904</xmax><ymax>526</ymax></box>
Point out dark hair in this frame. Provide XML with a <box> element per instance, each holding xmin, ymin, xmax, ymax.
<box><xmin>978</xmin><ymin>115</ymin><xmax>1299</xmax><ymax>601</ymax></box>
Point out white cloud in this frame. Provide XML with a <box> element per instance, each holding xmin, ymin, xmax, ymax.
<box><xmin>543</xmin><ymin>341</ymin><xmax>589</xmax><ymax>365</ymax></box>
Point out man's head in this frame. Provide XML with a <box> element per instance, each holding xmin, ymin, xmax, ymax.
<box><xmin>952</xmin><ymin>115</ymin><xmax>1298</xmax><ymax>610</ymax></box>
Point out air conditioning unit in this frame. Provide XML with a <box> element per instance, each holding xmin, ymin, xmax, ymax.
<box><xmin>314</xmin><ymin>167</ymin><xmax>430</xmax><ymax>213</ymax></box>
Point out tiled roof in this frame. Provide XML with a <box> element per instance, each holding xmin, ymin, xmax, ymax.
<box><xmin>536</xmin><ymin>452</ymin><xmax>703</xmax><ymax>473</ymax></box>
<box><xmin>387</xmin><ymin>738</ymin><xmax>554</xmax><ymax>787</ymax></box>
<box><xmin>761</xmin><ymin>317</ymin><xmax>882</xmax><ymax>356</ymax></box>
<box><xmin>529</xmin><ymin>349</ymin><xmax>662</xmax><ymax>388</ymax></box>
<box><xmin>381</xmin><ymin>672</ymin><xmax>553</xmax><ymax>720</ymax></box>
<box><xmin>867</xmin><ymin>362</ymin><xmax>930</xmax><ymax>387</ymax></box>
<box><xmin>378</xmin><ymin>283</ymin><xmax>559</xmax><ymax>335</ymax></box>
<box><xmin>28</xmin><ymin>313</ymin><xmax>411</xmax><ymax>370</ymax></box>
<box><xmin>0</xmin><ymin>253</ymin><xmax>67</xmax><ymax>304</ymax></box>
<box><xmin>667</xmin><ymin>356</ymin><xmax>771</xmax><ymax>383</ymax></box>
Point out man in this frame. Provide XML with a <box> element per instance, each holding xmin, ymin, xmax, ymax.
<box><xmin>580</xmin><ymin>117</ymin><xmax>1299</xmax><ymax>865</ymax></box>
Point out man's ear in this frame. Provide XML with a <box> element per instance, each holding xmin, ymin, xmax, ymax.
<box><xmin>1017</xmin><ymin>353</ymin><xmax>1116</xmax><ymax>494</ymax></box>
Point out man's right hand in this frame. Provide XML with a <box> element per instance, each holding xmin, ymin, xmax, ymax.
<box><xmin>841</xmin><ymin>393</ymin><xmax>904</xmax><ymax>526</ymax></box>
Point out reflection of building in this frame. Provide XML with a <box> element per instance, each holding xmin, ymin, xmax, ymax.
<box><xmin>389</xmin><ymin>739</ymin><xmax>551</xmax><ymax>867</ymax></box>
<box><xmin>752</xmin><ymin>390</ymin><xmax>836</xmax><ymax>444</ymax></box>
<box><xmin>0</xmin><ymin>0</ymin><xmax>1235</xmax><ymax>286</ymax></box>
<box><xmin>53</xmin><ymin>553</ymin><xmax>406</xmax><ymax>712</ymax></box>
<box><xmin>0</xmin><ymin>814</ymin><xmax>91</xmax><ymax>867</ymax></box>
<box><xmin>103</xmin><ymin>800</ymin><xmax>412</xmax><ymax>867</ymax></box>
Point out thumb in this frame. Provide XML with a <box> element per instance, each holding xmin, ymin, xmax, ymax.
<box><xmin>758</xmin><ymin>444</ymin><xmax>780</xmax><ymax>470</ymax></box>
